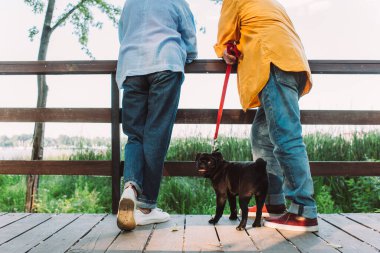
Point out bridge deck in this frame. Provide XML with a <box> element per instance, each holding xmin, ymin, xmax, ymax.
<box><xmin>0</xmin><ymin>213</ymin><xmax>379</xmax><ymax>252</ymax></box>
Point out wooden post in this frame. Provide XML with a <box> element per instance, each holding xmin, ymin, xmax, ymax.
<box><xmin>111</xmin><ymin>73</ymin><xmax>121</xmax><ymax>214</ymax></box>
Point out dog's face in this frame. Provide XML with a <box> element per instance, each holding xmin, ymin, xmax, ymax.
<box><xmin>195</xmin><ymin>151</ymin><xmax>223</xmax><ymax>178</ymax></box>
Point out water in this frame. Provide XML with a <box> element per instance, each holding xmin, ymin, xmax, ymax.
<box><xmin>0</xmin><ymin>147</ymin><xmax>77</xmax><ymax>160</ymax></box>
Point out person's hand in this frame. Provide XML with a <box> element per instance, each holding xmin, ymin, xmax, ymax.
<box><xmin>222</xmin><ymin>49</ymin><xmax>237</xmax><ymax>65</ymax></box>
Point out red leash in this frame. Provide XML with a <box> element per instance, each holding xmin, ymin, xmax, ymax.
<box><xmin>212</xmin><ymin>41</ymin><xmax>240</xmax><ymax>151</ymax></box>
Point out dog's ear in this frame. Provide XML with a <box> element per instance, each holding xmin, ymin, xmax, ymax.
<box><xmin>195</xmin><ymin>153</ymin><xmax>201</xmax><ymax>161</ymax></box>
<box><xmin>255</xmin><ymin>158</ymin><xmax>267</xmax><ymax>168</ymax></box>
<box><xmin>212</xmin><ymin>151</ymin><xmax>223</xmax><ymax>160</ymax></box>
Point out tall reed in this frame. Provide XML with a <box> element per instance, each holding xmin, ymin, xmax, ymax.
<box><xmin>1</xmin><ymin>132</ymin><xmax>379</xmax><ymax>213</ymax></box>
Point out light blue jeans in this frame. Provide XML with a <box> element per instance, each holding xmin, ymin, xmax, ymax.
<box><xmin>122</xmin><ymin>71</ymin><xmax>184</xmax><ymax>209</ymax></box>
<box><xmin>251</xmin><ymin>64</ymin><xmax>317</xmax><ymax>219</ymax></box>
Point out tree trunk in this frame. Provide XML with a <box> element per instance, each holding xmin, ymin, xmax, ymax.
<box><xmin>25</xmin><ymin>0</ymin><xmax>55</xmax><ymax>213</ymax></box>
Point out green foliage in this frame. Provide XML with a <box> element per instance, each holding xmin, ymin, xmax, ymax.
<box><xmin>217</xmin><ymin>137</ymin><xmax>252</xmax><ymax>160</ymax></box>
<box><xmin>0</xmin><ymin>176</ymin><xmax>26</xmax><ymax>212</ymax></box>
<box><xmin>161</xmin><ymin>133</ymin><xmax>380</xmax><ymax>214</ymax></box>
<box><xmin>24</xmin><ymin>0</ymin><xmax>121</xmax><ymax>58</ymax></box>
<box><xmin>313</xmin><ymin>180</ymin><xmax>342</xmax><ymax>213</ymax></box>
<box><xmin>0</xmin><ymin>134</ymin><xmax>34</xmax><ymax>147</ymax></box>
<box><xmin>304</xmin><ymin>131</ymin><xmax>380</xmax><ymax>161</ymax></box>
<box><xmin>157</xmin><ymin>177</ymin><xmax>216</xmax><ymax>214</ymax></box>
<box><xmin>68</xmin><ymin>146</ymin><xmax>111</xmax><ymax>161</ymax></box>
<box><xmin>59</xmin><ymin>0</ymin><xmax>121</xmax><ymax>58</ymax></box>
<box><xmin>24</xmin><ymin>0</ymin><xmax>44</xmax><ymax>14</ymax></box>
<box><xmin>35</xmin><ymin>175</ymin><xmax>112</xmax><ymax>213</ymax></box>
<box><xmin>166</xmin><ymin>136</ymin><xmax>211</xmax><ymax>161</ymax></box>
<box><xmin>166</xmin><ymin>136</ymin><xmax>252</xmax><ymax>161</ymax></box>
<box><xmin>33</xmin><ymin>144</ymin><xmax>112</xmax><ymax>213</ymax></box>
<box><xmin>346</xmin><ymin>177</ymin><xmax>380</xmax><ymax>213</ymax></box>
<box><xmin>1</xmin><ymin>132</ymin><xmax>380</xmax><ymax>214</ymax></box>
<box><xmin>304</xmin><ymin>131</ymin><xmax>380</xmax><ymax>212</ymax></box>
<box><xmin>35</xmin><ymin>183</ymin><xmax>105</xmax><ymax>213</ymax></box>
<box><xmin>28</xmin><ymin>26</ymin><xmax>39</xmax><ymax>41</ymax></box>
<box><xmin>0</xmin><ymin>136</ymin><xmax>13</xmax><ymax>147</ymax></box>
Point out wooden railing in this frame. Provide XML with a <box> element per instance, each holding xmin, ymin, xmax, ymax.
<box><xmin>1</xmin><ymin>60</ymin><xmax>380</xmax><ymax>214</ymax></box>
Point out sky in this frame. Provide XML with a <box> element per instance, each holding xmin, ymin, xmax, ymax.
<box><xmin>1</xmin><ymin>0</ymin><xmax>380</xmax><ymax>139</ymax></box>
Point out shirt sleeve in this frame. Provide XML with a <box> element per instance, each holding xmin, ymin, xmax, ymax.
<box><xmin>118</xmin><ymin>18</ymin><xmax>124</xmax><ymax>44</ymax></box>
<box><xmin>214</xmin><ymin>0</ymin><xmax>240</xmax><ymax>58</ymax></box>
<box><xmin>179</xmin><ymin>3</ymin><xmax>198</xmax><ymax>63</ymax></box>
<box><xmin>118</xmin><ymin>4</ymin><xmax>127</xmax><ymax>44</ymax></box>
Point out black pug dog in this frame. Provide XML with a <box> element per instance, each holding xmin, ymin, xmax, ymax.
<box><xmin>195</xmin><ymin>151</ymin><xmax>268</xmax><ymax>230</ymax></box>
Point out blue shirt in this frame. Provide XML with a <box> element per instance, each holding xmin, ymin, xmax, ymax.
<box><xmin>116</xmin><ymin>0</ymin><xmax>198</xmax><ymax>88</ymax></box>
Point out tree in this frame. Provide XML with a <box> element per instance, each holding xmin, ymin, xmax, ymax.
<box><xmin>24</xmin><ymin>0</ymin><xmax>120</xmax><ymax>212</ymax></box>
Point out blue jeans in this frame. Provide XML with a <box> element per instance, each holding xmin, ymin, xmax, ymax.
<box><xmin>250</xmin><ymin>64</ymin><xmax>317</xmax><ymax>219</ymax></box>
<box><xmin>122</xmin><ymin>71</ymin><xmax>184</xmax><ymax>209</ymax></box>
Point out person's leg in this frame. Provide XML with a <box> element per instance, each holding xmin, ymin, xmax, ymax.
<box><xmin>251</xmin><ymin>107</ymin><xmax>285</xmax><ymax>207</ymax></box>
<box><xmin>260</xmin><ymin>64</ymin><xmax>317</xmax><ymax>221</ymax></box>
<box><xmin>118</xmin><ymin>75</ymin><xmax>150</xmax><ymax>230</ymax></box>
<box><xmin>138</xmin><ymin>71</ymin><xmax>184</xmax><ymax>208</ymax></box>
<box><xmin>122</xmin><ymin>76</ymin><xmax>150</xmax><ymax>195</ymax></box>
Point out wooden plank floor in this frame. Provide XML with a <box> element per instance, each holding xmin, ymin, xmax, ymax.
<box><xmin>0</xmin><ymin>213</ymin><xmax>379</xmax><ymax>253</ymax></box>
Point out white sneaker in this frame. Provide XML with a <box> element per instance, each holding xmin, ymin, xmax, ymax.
<box><xmin>135</xmin><ymin>208</ymin><xmax>170</xmax><ymax>225</ymax></box>
<box><xmin>117</xmin><ymin>187</ymin><xmax>136</xmax><ymax>231</ymax></box>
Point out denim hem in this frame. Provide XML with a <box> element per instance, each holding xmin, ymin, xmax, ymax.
<box><xmin>124</xmin><ymin>181</ymin><xmax>142</xmax><ymax>196</ymax></box>
<box><xmin>288</xmin><ymin>202</ymin><xmax>317</xmax><ymax>219</ymax></box>
<box><xmin>266</xmin><ymin>193</ymin><xmax>285</xmax><ymax>205</ymax></box>
<box><xmin>136</xmin><ymin>198</ymin><xmax>157</xmax><ymax>209</ymax></box>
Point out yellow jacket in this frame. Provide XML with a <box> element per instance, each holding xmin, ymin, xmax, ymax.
<box><xmin>214</xmin><ymin>0</ymin><xmax>312</xmax><ymax>110</ymax></box>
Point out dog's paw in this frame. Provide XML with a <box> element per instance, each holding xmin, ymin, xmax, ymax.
<box><xmin>252</xmin><ymin>221</ymin><xmax>262</xmax><ymax>227</ymax></box>
<box><xmin>236</xmin><ymin>225</ymin><xmax>245</xmax><ymax>231</ymax></box>
<box><xmin>208</xmin><ymin>218</ymin><xmax>217</xmax><ymax>224</ymax></box>
<box><xmin>229</xmin><ymin>214</ymin><xmax>238</xmax><ymax>220</ymax></box>
<box><xmin>237</xmin><ymin>220</ymin><xmax>247</xmax><ymax>230</ymax></box>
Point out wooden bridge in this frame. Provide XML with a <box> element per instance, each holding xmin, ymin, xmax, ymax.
<box><xmin>0</xmin><ymin>60</ymin><xmax>380</xmax><ymax>252</ymax></box>
<box><xmin>0</xmin><ymin>213</ymin><xmax>379</xmax><ymax>252</ymax></box>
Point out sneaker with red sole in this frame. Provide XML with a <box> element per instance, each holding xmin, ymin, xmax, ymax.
<box><xmin>263</xmin><ymin>212</ymin><xmax>318</xmax><ymax>232</ymax></box>
<box><xmin>243</xmin><ymin>204</ymin><xmax>287</xmax><ymax>217</ymax></box>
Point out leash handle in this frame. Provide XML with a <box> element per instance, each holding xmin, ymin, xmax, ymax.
<box><xmin>212</xmin><ymin>41</ymin><xmax>240</xmax><ymax>152</ymax></box>
<box><xmin>226</xmin><ymin>41</ymin><xmax>241</xmax><ymax>58</ymax></box>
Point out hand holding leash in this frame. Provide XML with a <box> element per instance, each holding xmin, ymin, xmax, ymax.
<box><xmin>223</xmin><ymin>49</ymin><xmax>237</xmax><ymax>65</ymax></box>
<box><xmin>223</xmin><ymin>41</ymin><xmax>241</xmax><ymax>65</ymax></box>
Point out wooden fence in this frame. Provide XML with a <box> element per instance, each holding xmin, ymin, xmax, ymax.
<box><xmin>1</xmin><ymin>60</ymin><xmax>380</xmax><ymax>214</ymax></box>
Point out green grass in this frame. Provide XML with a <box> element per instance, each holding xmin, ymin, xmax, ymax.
<box><xmin>33</xmin><ymin>147</ymin><xmax>112</xmax><ymax>213</ymax></box>
<box><xmin>157</xmin><ymin>177</ymin><xmax>216</xmax><ymax>214</ymax></box>
<box><xmin>34</xmin><ymin>175</ymin><xmax>112</xmax><ymax>213</ymax></box>
<box><xmin>304</xmin><ymin>132</ymin><xmax>380</xmax><ymax>213</ymax></box>
<box><xmin>0</xmin><ymin>175</ymin><xmax>26</xmax><ymax>212</ymax></box>
<box><xmin>1</xmin><ymin>132</ymin><xmax>379</xmax><ymax>214</ymax></box>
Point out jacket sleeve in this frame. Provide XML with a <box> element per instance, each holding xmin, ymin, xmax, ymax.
<box><xmin>179</xmin><ymin>3</ymin><xmax>198</xmax><ymax>63</ymax></box>
<box><xmin>214</xmin><ymin>0</ymin><xmax>240</xmax><ymax>58</ymax></box>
